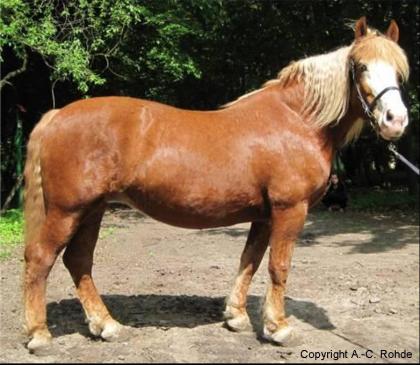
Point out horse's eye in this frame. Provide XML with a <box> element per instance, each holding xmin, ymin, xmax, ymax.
<box><xmin>358</xmin><ymin>64</ymin><xmax>368</xmax><ymax>73</ymax></box>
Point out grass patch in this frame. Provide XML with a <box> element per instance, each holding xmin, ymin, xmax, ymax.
<box><xmin>99</xmin><ymin>226</ymin><xmax>115</xmax><ymax>240</ymax></box>
<box><xmin>349</xmin><ymin>188</ymin><xmax>418</xmax><ymax>212</ymax></box>
<box><xmin>0</xmin><ymin>209</ymin><xmax>24</xmax><ymax>260</ymax></box>
<box><xmin>0</xmin><ymin>209</ymin><xmax>117</xmax><ymax>260</ymax></box>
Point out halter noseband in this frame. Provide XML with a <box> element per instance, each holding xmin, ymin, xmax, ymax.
<box><xmin>350</xmin><ymin>59</ymin><xmax>400</xmax><ymax>131</ymax></box>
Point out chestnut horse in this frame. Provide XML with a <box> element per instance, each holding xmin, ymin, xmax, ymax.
<box><xmin>23</xmin><ymin>17</ymin><xmax>409</xmax><ymax>352</ymax></box>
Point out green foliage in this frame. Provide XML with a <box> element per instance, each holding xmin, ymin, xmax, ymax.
<box><xmin>0</xmin><ymin>209</ymin><xmax>24</xmax><ymax>259</ymax></box>
<box><xmin>2</xmin><ymin>0</ymin><xmax>101</xmax><ymax>91</ymax></box>
<box><xmin>0</xmin><ymin>209</ymin><xmax>117</xmax><ymax>260</ymax></box>
<box><xmin>0</xmin><ymin>0</ymin><xmax>206</xmax><ymax>93</ymax></box>
<box><xmin>99</xmin><ymin>226</ymin><xmax>115</xmax><ymax>240</ymax></box>
<box><xmin>106</xmin><ymin>0</ymin><xmax>222</xmax><ymax>101</ymax></box>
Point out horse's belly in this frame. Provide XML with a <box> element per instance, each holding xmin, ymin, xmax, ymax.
<box><xmin>108</xmin><ymin>189</ymin><xmax>267</xmax><ymax>229</ymax></box>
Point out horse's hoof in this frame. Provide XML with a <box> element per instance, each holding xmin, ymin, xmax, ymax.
<box><xmin>225</xmin><ymin>315</ymin><xmax>252</xmax><ymax>332</ymax></box>
<box><xmin>27</xmin><ymin>333</ymin><xmax>53</xmax><ymax>356</ymax></box>
<box><xmin>101</xmin><ymin>320</ymin><xmax>130</xmax><ymax>342</ymax></box>
<box><xmin>262</xmin><ymin>325</ymin><xmax>298</xmax><ymax>346</ymax></box>
<box><xmin>88</xmin><ymin>321</ymin><xmax>103</xmax><ymax>337</ymax></box>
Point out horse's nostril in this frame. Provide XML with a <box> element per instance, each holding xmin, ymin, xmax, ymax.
<box><xmin>386</xmin><ymin>110</ymin><xmax>394</xmax><ymax>122</ymax></box>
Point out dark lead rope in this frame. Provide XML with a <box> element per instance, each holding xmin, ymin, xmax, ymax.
<box><xmin>388</xmin><ymin>144</ymin><xmax>420</xmax><ymax>176</ymax></box>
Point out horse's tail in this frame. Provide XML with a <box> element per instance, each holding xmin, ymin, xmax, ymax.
<box><xmin>24</xmin><ymin>109</ymin><xmax>59</xmax><ymax>246</ymax></box>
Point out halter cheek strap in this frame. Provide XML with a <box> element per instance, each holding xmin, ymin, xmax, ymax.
<box><xmin>350</xmin><ymin>60</ymin><xmax>400</xmax><ymax>131</ymax></box>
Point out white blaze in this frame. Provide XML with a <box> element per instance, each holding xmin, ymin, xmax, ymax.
<box><xmin>365</xmin><ymin>61</ymin><xmax>408</xmax><ymax>132</ymax></box>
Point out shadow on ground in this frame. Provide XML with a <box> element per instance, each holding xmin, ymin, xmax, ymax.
<box><xmin>300</xmin><ymin>211</ymin><xmax>418</xmax><ymax>254</ymax></box>
<box><xmin>191</xmin><ymin>211</ymin><xmax>418</xmax><ymax>255</ymax></box>
<box><xmin>47</xmin><ymin>294</ymin><xmax>334</xmax><ymax>338</ymax></box>
<box><xmin>196</xmin><ymin>227</ymin><xmax>250</xmax><ymax>238</ymax></box>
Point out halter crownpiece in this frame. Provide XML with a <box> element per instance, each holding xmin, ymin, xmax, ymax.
<box><xmin>350</xmin><ymin>59</ymin><xmax>400</xmax><ymax>131</ymax></box>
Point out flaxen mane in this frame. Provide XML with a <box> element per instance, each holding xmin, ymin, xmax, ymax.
<box><xmin>224</xmin><ymin>29</ymin><xmax>409</xmax><ymax>144</ymax></box>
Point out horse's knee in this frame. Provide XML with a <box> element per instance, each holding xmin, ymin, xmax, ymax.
<box><xmin>24</xmin><ymin>244</ymin><xmax>56</xmax><ymax>273</ymax></box>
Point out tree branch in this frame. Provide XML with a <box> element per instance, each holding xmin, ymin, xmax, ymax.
<box><xmin>51</xmin><ymin>78</ymin><xmax>58</xmax><ymax>108</ymax></box>
<box><xmin>0</xmin><ymin>174</ymin><xmax>23</xmax><ymax>214</ymax></box>
<box><xmin>0</xmin><ymin>53</ymin><xmax>28</xmax><ymax>91</ymax></box>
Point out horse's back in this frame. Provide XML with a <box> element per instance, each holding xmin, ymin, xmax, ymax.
<box><xmin>35</xmin><ymin>97</ymin><xmax>262</xmax><ymax>218</ymax></box>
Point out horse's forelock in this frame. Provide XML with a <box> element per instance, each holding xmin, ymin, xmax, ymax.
<box><xmin>350</xmin><ymin>34</ymin><xmax>409</xmax><ymax>82</ymax></box>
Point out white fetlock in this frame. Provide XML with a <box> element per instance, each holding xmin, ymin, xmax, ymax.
<box><xmin>226</xmin><ymin>314</ymin><xmax>251</xmax><ymax>332</ymax></box>
<box><xmin>27</xmin><ymin>331</ymin><xmax>52</xmax><ymax>354</ymax></box>
<box><xmin>263</xmin><ymin>325</ymin><xmax>293</xmax><ymax>345</ymax></box>
<box><xmin>223</xmin><ymin>304</ymin><xmax>251</xmax><ymax>332</ymax></box>
<box><xmin>100</xmin><ymin>320</ymin><xmax>123</xmax><ymax>342</ymax></box>
<box><xmin>88</xmin><ymin>321</ymin><xmax>103</xmax><ymax>337</ymax></box>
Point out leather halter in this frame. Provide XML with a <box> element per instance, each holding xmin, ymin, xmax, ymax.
<box><xmin>350</xmin><ymin>59</ymin><xmax>400</xmax><ymax>131</ymax></box>
<box><xmin>349</xmin><ymin>61</ymin><xmax>418</xmax><ymax>176</ymax></box>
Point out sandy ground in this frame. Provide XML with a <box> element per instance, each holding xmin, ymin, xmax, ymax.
<box><xmin>0</xmin><ymin>207</ymin><xmax>418</xmax><ymax>363</ymax></box>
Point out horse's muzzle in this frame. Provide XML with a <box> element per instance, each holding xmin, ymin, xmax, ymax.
<box><xmin>378</xmin><ymin>109</ymin><xmax>408</xmax><ymax>140</ymax></box>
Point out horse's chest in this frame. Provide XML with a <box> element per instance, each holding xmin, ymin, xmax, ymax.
<box><xmin>267</xmin><ymin>147</ymin><xmax>331</xmax><ymax>205</ymax></box>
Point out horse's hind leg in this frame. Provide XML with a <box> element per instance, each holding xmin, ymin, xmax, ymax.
<box><xmin>62</xmin><ymin>205</ymin><xmax>123</xmax><ymax>341</ymax></box>
<box><xmin>24</xmin><ymin>209</ymin><xmax>80</xmax><ymax>353</ymax></box>
<box><xmin>224</xmin><ymin>221</ymin><xmax>270</xmax><ymax>331</ymax></box>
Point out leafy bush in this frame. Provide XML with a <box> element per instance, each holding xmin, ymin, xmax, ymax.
<box><xmin>0</xmin><ymin>209</ymin><xmax>116</xmax><ymax>260</ymax></box>
<box><xmin>0</xmin><ymin>209</ymin><xmax>24</xmax><ymax>259</ymax></box>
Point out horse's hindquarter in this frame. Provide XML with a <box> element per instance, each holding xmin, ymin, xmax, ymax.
<box><xmin>39</xmin><ymin>97</ymin><xmax>146</xmax><ymax>210</ymax></box>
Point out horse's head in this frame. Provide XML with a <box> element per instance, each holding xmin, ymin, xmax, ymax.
<box><xmin>349</xmin><ymin>17</ymin><xmax>409</xmax><ymax>141</ymax></box>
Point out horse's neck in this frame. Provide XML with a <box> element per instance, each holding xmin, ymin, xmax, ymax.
<box><xmin>327</xmin><ymin>90</ymin><xmax>365</xmax><ymax>148</ymax></box>
<box><xmin>271</xmin><ymin>82</ymin><xmax>363</xmax><ymax>151</ymax></box>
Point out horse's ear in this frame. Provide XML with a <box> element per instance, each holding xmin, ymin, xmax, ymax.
<box><xmin>354</xmin><ymin>16</ymin><xmax>368</xmax><ymax>39</ymax></box>
<box><xmin>386</xmin><ymin>20</ymin><xmax>399</xmax><ymax>43</ymax></box>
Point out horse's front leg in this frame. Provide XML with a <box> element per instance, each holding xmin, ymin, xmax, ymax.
<box><xmin>224</xmin><ymin>222</ymin><xmax>270</xmax><ymax>331</ymax></box>
<box><xmin>262</xmin><ymin>202</ymin><xmax>307</xmax><ymax>344</ymax></box>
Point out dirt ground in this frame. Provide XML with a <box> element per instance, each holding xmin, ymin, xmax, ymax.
<box><xmin>0</xmin><ymin>207</ymin><xmax>418</xmax><ymax>363</ymax></box>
